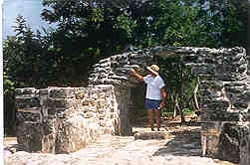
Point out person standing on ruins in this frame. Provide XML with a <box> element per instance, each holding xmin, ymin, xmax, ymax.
<box><xmin>130</xmin><ymin>64</ymin><xmax>167</xmax><ymax>131</ymax></box>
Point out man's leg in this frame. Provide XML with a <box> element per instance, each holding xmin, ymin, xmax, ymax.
<box><xmin>155</xmin><ymin>109</ymin><xmax>161</xmax><ymax>131</ymax></box>
<box><xmin>147</xmin><ymin>109</ymin><xmax>154</xmax><ymax>130</ymax></box>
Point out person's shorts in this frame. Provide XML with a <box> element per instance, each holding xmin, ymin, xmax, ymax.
<box><xmin>145</xmin><ymin>98</ymin><xmax>162</xmax><ymax>110</ymax></box>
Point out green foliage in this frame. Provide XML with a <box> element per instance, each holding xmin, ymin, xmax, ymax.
<box><xmin>38</xmin><ymin>0</ymin><xmax>247</xmax><ymax>86</ymax></box>
<box><xmin>157</xmin><ymin>55</ymin><xmax>198</xmax><ymax>121</ymax></box>
<box><xmin>41</xmin><ymin>0</ymin><xmax>135</xmax><ymax>54</ymax></box>
<box><xmin>182</xmin><ymin>108</ymin><xmax>195</xmax><ymax>115</ymax></box>
<box><xmin>116</xmin><ymin>14</ymin><xmax>137</xmax><ymax>38</ymax></box>
<box><xmin>3</xmin><ymin>72</ymin><xmax>15</xmax><ymax>95</ymax></box>
<box><xmin>4</xmin><ymin>1</ymin><xmax>248</xmax><ymax>88</ymax></box>
<box><xmin>5</xmin><ymin>15</ymin><xmax>52</xmax><ymax>87</ymax></box>
<box><xmin>3</xmin><ymin>70</ymin><xmax>15</xmax><ymax>136</ymax></box>
<box><xmin>162</xmin><ymin>107</ymin><xmax>195</xmax><ymax>117</ymax></box>
<box><xmin>38</xmin><ymin>0</ymin><xmax>144</xmax><ymax>84</ymax></box>
<box><xmin>138</xmin><ymin>0</ymin><xmax>247</xmax><ymax>48</ymax></box>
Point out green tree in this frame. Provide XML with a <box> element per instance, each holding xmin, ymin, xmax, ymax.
<box><xmin>40</xmin><ymin>0</ymin><xmax>140</xmax><ymax>84</ymax></box>
<box><xmin>157</xmin><ymin>56</ymin><xmax>197</xmax><ymax>123</ymax></box>
<box><xmin>134</xmin><ymin>0</ymin><xmax>248</xmax><ymax>48</ymax></box>
<box><xmin>4</xmin><ymin>15</ymin><xmax>61</xmax><ymax>87</ymax></box>
<box><xmin>3</xmin><ymin>15</ymin><xmax>60</xmax><ymax>135</ymax></box>
<box><xmin>5</xmin><ymin>15</ymin><xmax>42</xmax><ymax>86</ymax></box>
<box><xmin>40</xmin><ymin>0</ymin><xmax>247</xmax><ymax>82</ymax></box>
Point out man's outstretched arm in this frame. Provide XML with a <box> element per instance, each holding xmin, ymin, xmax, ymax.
<box><xmin>130</xmin><ymin>69</ymin><xmax>144</xmax><ymax>81</ymax></box>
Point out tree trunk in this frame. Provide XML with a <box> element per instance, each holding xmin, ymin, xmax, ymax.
<box><xmin>179</xmin><ymin>62</ymin><xmax>186</xmax><ymax>124</ymax></box>
<box><xmin>193</xmin><ymin>77</ymin><xmax>200</xmax><ymax>111</ymax></box>
<box><xmin>171</xmin><ymin>94</ymin><xmax>177</xmax><ymax>119</ymax></box>
<box><xmin>175</xmin><ymin>95</ymin><xmax>185</xmax><ymax>123</ymax></box>
<box><xmin>175</xmin><ymin>94</ymin><xmax>180</xmax><ymax>115</ymax></box>
<box><xmin>179</xmin><ymin>105</ymin><xmax>186</xmax><ymax>124</ymax></box>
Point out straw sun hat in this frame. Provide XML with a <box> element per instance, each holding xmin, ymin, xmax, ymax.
<box><xmin>146</xmin><ymin>64</ymin><xmax>160</xmax><ymax>75</ymax></box>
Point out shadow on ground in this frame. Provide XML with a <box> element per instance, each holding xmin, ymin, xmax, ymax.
<box><xmin>153</xmin><ymin>127</ymin><xmax>202</xmax><ymax>157</ymax></box>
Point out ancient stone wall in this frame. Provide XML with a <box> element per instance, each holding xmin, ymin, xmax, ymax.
<box><xmin>154</xmin><ymin>47</ymin><xmax>250</xmax><ymax>164</ymax></box>
<box><xmin>15</xmin><ymin>85</ymin><xmax>120</xmax><ymax>153</ymax></box>
<box><xmin>15</xmin><ymin>46</ymin><xmax>250</xmax><ymax>165</ymax></box>
<box><xmin>89</xmin><ymin>46</ymin><xmax>250</xmax><ymax>164</ymax></box>
<box><xmin>88</xmin><ymin>49</ymin><xmax>153</xmax><ymax>86</ymax></box>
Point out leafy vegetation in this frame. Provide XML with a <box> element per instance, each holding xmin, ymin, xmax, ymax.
<box><xmin>157</xmin><ymin>56</ymin><xmax>198</xmax><ymax>123</ymax></box>
<box><xmin>162</xmin><ymin>108</ymin><xmax>195</xmax><ymax>118</ymax></box>
<box><xmin>4</xmin><ymin>0</ymin><xmax>248</xmax><ymax>86</ymax></box>
<box><xmin>4</xmin><ymin>0</ymin><xmax>248</xmax><ymax>87</ymax></box>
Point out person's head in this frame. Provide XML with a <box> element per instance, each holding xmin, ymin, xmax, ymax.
<box><xmin>146</xmin><ymin>64</ymin><xmax>160</xmax><ymax>77</ymax></box>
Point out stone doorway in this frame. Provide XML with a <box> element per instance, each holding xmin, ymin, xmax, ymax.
<box><xmin>91</xmin><ymin>46</ymin><xmax>249</xmax><ymax>164</ymax></box>
<box><xmin>129</xmin><ymin>84</ymin><xmax>147</xmax><ymax>126</ymax></box>
<box><xmin>126</xmin><ymin>60</ymin><xmax>197</xmax><ymax>130</ymax></box>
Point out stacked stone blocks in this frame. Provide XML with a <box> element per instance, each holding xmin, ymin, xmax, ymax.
<box><xmin>153</xmin><ymin>46</ymin><xmax>250</xmax><ymax>164</ymax></box>
<box><xmin>89</xmin><ymin>46</ymin><xmax>250</xmax><ymax>164</ymax></box>
<box><xmin>16</xmin><ymin>85</ymin><xmax>120</xmax><ymax>153</ymax></box>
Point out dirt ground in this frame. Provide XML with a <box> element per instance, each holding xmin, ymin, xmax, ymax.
<box><xmin>4</xmin><ymin>116</ymin><xmax>239</xmax><ymax>165</ymax></box>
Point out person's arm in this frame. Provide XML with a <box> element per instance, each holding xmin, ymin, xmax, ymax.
<box><xmin>130</xmin><ymin>69</ymin><xmax>144</xmax><ymax>81</ymax></box>
<box><xmin>160</xmin><ymin>87</ymin><xmax>167</xmax><ymax>108</ymax></box>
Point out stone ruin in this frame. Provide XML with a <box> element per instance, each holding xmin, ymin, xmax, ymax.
<box><xmin>15</xmin><ymin>46</ymin><xmax>250</xmax><ymax>164</ymax></box>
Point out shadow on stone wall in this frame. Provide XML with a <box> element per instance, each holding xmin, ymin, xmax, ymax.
<box><xmin>217</xmin><ymin>123</ymin><xmax>240</xmax><ymax>163</ymax></box>
<box><xmin>129</xmin><ymin>83</ymin><xmax>147</xmax><ymax>125</ymax></box>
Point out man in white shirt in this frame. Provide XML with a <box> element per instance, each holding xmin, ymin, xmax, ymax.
<box><xmin>130</xmin><ymin>64</ymin><xmax>167</xmax><ymax>131</ymax></box>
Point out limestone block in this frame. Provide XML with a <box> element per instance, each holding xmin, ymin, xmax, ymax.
<box><xmin>16</xmin><ymin>111</ymin><xmax>41</xmax><ymax>122</ymax></box>
<box><xmin>15</xmin><ymin>97</ymin><xmax>40</xmax><ymax>109</ymax></box>
<box><xmin>202</xmin><ymin>110</ymin><xmax>241</xmax><ymax>122</ymax></box>
<box><xmin>47</xmin><ymin>98</ymin><xmax>74</xmax><ymax>109</ymax></box>
<box><xmin>247</xmin><ymin>111</ymin><xmax>250</xmax><ymax>122</ymax></box>
<box><xmin>240</xmin><ymin>90</ymin><xmax>250</xmax><ymax>101</ymax></box>
<box><xmin>202</xmin><ymin>99</ymin><xmax>229</xmax><ymax>110</ymax></box>
<box><xmin>201</xmin><ymin>122</ymin><xmax>221</xmax><ymax>157</ymax></box>
<box><xmin>134</xmin><ymin>132</ymin><xmax>170</xmax><ymax>140</ymax></box>
<box><xmin>225</xmin><ymin>84</ymin><xmax>246</xmax><ymax>100</ymax></box>
<box><xmin>39</xmin><ymin>88</ymin><xmax>48</xmax><ymax>95</ymax></box>
<box><xmin>239</xmin><ymin>124</ymin><xmax>250</xmax><ymax>165</ymax></box>
<box><xmin>16</xmin><ymin>122</ymin><xmax>43</xmax><ymax>152</ymax></box>
<box><xmin>108</xmin><ymin>75</ymin><xmax>128</xmax><ymax>81</ymax></box>
<box><xmin>15</xmin><ymin>87</ymin><xmax>37</xmax><ymax>96</ymax></box>
<box><xmin>75</xmin><ymin>90</ymin><xmax>86</xmax><ymax>99</ymax></box>
<box><xmin>182</xmin><ymin>54</ymin><xmax>199</xmax><ymax>63</ymax></box>
<box><xmin>230</xmin><ymin>98</ymin><xmax>248</xmax><ymax>110</ymax></box>
<box><xmin>42</xmin><ymin>133</ymin><xmax>56</xmax><ymax>153</ymax></box>
<box><xmin>55</xmin><ymin>116</ymin><xmax>99</xmax><ymax>153</ymax></box>
<box><xmin>217</xmin><ymin>123</ymin><xmax>241</xmax><ymax>163</ymax></box>
<box><xmin>120</xmin><ymin>115</ymin><xmax>132</xmax><ymax>136</ymax></box>
<box><xmin>49</xmin><ymin>88</ymin><xmax>75</xmax><ymax>98</ymax></box>
<box><xmin>47</xmin><ymin>108</ymin><xmax>66</xmax><ymax>116</ymax></box>
<box><xmin>190</xmin><ymin>64</ymin><xmax>215</xmax><ymax>75</ymax></box>
<box><xmin>84</xmin><ymin>112</ymin><xmax>94</xmax><ymax>118</ymax></box>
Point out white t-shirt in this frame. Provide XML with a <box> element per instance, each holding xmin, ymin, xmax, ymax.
<box><xmin>143</xmin><ymin>74</ymin><xmax>165</xmax><ymax>100</ymax></box>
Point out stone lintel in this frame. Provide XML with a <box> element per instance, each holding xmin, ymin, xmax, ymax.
<box><xmin>17</xmin><ymin>107</ymin><xmax>41</xmax><ymax>113</ymax></box>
